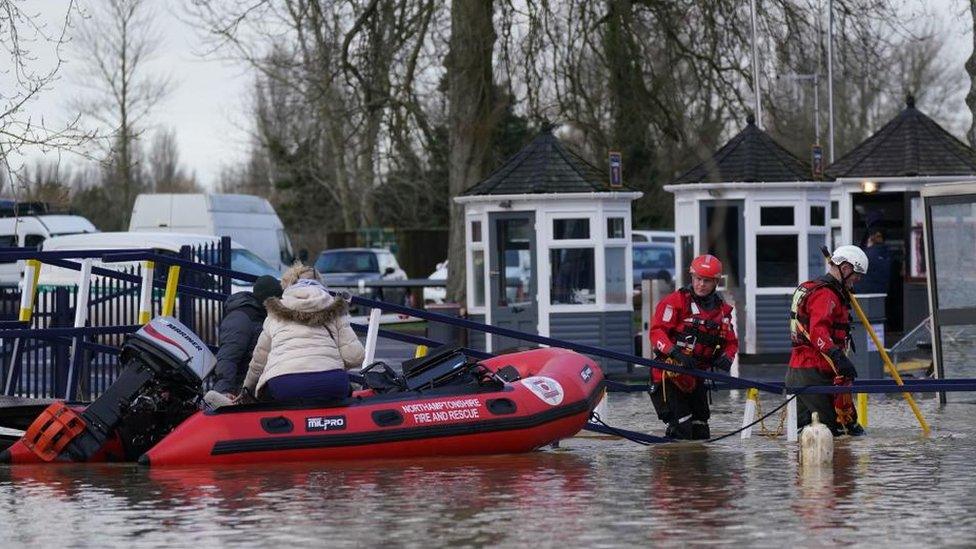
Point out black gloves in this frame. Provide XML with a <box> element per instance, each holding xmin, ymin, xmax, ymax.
<box><xmin>712</xmin><ymin>354</ymin><xmax>733</xmax><ymax>372</ymax></box>
<box><xmin>828</xmin><ymin>348</ymin><xmax>858</xmax><ymax>379</ymax></box>
<box><xmin>669</xmin><ymin>347</ymin><xmax>696</xmax><ymax>369</ymax></box>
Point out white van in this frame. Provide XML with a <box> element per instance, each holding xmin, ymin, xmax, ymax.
<box><xmin>0</xmin><ymin>214</ymin><xmax>98</xmax><ymax>285</ymax></box>
<box><xmin>129</xmin><ymin>193</ymin><xmax>294</xmax><ymax>271</ymax></box>
<box><xmin>38</xmin><ymin>232</ymin><xmax>280</xmax><ymax>291</ymax></box>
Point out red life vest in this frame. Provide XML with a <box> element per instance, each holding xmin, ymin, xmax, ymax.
<box><xmin>789</xmin><ymin>277</ymin><xmax>851</xmax><ymax>350</ymax></box>
<box><xmin>649</xmin><ymin>288</ymin><xmax>737</xmax><ymax>387</ymax></box>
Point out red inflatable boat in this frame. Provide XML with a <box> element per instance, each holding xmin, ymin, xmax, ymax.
<box><xmin>142</xmin><ymin>347</ymin><xmax>604</xmax><ymax>466</ymax></box>
<box><xmin>2</xmin><ymin>318</ymin><xmax>604</xmax><ymax>466</ymax></box>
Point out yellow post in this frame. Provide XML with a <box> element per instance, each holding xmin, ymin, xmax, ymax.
<box><xmin>414</xmin><ymin>345</ymin><xmax>429</xmax><ymax>358</ymax></box>
<box><xmin>138</xmin><ymin>260</ymin><xmax>155</xmax><ymax>324</ymax></box>
<box><xmin>856</xmin><ymin>393</ymin><xmax>868</xmax><ymax>428</ymax></box>
<box><xmin>18</xmin><ymin>259</ymin><xmax>42</xmax><ymax>322</ymax></box>
<box><xmin>161</xmin><ymin>265</ymin><xmax>180</xmax><ymax>317</ymax></box>
<box><xmin>848</xmin><ymin>293</ymin><xmax>930</xmax><ymax>435</ymax></box>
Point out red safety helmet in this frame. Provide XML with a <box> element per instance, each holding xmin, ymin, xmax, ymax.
<box><xmin>690</xmin><ymin>254</ymin><xmax>723</xmax><ymax>279</ymax></box>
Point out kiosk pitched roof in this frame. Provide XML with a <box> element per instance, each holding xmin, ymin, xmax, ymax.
<box><xmin>670</xmin><ymin>115</ymin><xmax>812</xmax><ymax>184</ymax></box>
<box><xmin>826</xmin><ymin>95</ymin><xmax>976</xmax><ymax>178</ymax></box>
<box><xmin>461</xmin><ymin>127</ymin><xmax>633</xmax><ymax>196</ymax></box>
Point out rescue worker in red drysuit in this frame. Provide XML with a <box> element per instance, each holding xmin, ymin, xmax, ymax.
<box><xmin>649</xmin><ymin>254</ymin><xmax>738</xmax><ymax>440</ymax></box>
<box><xmin>787</xmin><ymin>245</ymin><xmax>866</xmax><ymax>436</ymax></box>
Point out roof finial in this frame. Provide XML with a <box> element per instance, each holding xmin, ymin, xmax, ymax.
<box><xmin>906</xmin><ymin>94</ymin><xmax>916</xmax><ymax>108</ymax></box>
<box><xmin>746</xmin><ymin>113</ymin><xmax>756</xmax><ymax>126</ymax></box>
<box><xmin>540</xmin><ymin>120</ymin><xmax>556</xmax><ymax>134</ymax></box>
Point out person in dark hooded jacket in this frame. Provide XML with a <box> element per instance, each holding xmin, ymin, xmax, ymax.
<box><xmin>211</xmin><ymin>275</ymin><xmax>283</xmax><ymax>395</ymax></box>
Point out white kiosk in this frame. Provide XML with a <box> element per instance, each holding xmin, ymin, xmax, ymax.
<box><xmin>664</xmin><ymin>115</ymin><xmax>832</xmax><ymax>354</ymax></box>
<box><xmin>455</xmin><ymin>127</ymin><xmax>642</xmax><ymax>373</ymax></box>
<box><xmin>825</xmin><ymin>95</ymin><xmax>976</xmax><ymax>335</ymax></box>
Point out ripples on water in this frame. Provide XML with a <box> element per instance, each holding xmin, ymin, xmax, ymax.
<box><xmin>2</xmin><ymin>392</ymin><xmax>974</xmax><ymax>547</ymax></box>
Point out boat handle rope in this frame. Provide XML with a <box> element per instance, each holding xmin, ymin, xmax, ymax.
<box><xmin>587</xmin><ymin>393</ymin><xmax>799</xmax><ymax>446</ymax></box>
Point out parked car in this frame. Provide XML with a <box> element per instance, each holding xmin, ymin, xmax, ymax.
<box><xmin>314</xmin><ymin>248</ymin><xmax>408</xmax><ymax>304</ymax></box>
<box><xmin>0</xmin><ymin>212</ymin><xmax>98</xmax><ymax>286</ymax></box>
<box><xmin>129</xmin><ymin>193</ymin><xmax>295</xmax><ymax>271</ymax></box>
<box><xmin>34</xmin><ymin>233</ymin><xmax>279</xmax><ymax>344</ymax></box>
<box><xmin>421</xmin><ymin>252</ymin><xmax>531</xmax><ymax>305</ymax></box>
<box><xmin>633</xmin><ymin>241</ymin><xmax>676</xmax><ymax>286</ymax></box>
<box><xmin>424</xmin><ymin>260</ymin><xmax>448</xmax><ymax>304</ymax></box>
<box><xmin>632</xmin><ymin>230</ymin><xmax>675</xmax><ymax>244</ymax></box>
<box><xmin>39</xmin><ymin>232</ymin><xmax>278</xmax><ymax>291</ymax></box>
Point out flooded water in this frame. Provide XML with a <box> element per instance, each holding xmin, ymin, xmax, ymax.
<box><xmin>1</xmin><ymin>390</ymin><xmax>973</xmax><ymax>547</ymax></box>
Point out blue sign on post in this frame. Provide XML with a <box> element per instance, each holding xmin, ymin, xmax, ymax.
<box><xmin>609</xmin><ymin>151</ymin><xmax>622</xmax><ymax>187</ymax></box>
<box><xmin>812</xmin><ymin>144</ymin><xmax>824</xmax><ymax>179</ymax></box>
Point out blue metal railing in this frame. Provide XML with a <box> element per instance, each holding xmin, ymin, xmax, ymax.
<box><xmin>1</xmin><ymin>246</ymin><xmax>973</xmax><ymax>401</ymax></box>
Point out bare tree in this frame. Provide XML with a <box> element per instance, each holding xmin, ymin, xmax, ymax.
<box><xmin>445</xmin><ymin>0</ymin><xmax>497</xmax><ymax>303</ymax></box>
<box><xmin>187</xmin><ymin>0</ymin><xmax>442</xmax><ymax>232</ymax></box>
<box><xmin>72</xmin><ymin>0</ymin><xmax>173</xmax><ymax>225</ymax></box>
<box><xmin>0</xmin><ymin>1</ymin><xmax>95</xmax><ymax>195</ymax></box>
<box><xmin>967</xmin><ymin>0</ymin><xmax>976</xmax><ymax>146</ymax></box>
<box><xmin>21</xmin><ymin>160</ymin><xmax>72</xmax><ymax>207</ymax></box>
<box><xmin>146</xmin><ymin>127</ymin><xmax>200</xmax><ymax>192</ymax></box>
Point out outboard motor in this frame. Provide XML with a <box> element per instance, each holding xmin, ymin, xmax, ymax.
<box><xmin>9</xmin><ymin>317</ymin><xmax>215</xmax><ymax>462</ymax></box>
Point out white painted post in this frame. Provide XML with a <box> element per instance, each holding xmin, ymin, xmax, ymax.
<box><xmin>740</xmin><ymin>388</ymin><xmax>758</xmax><ymax>439</ymax></box>
<box><xmin>729</xmin><ymin>298</ymin><xmax>740</xmax><ymax>378</ymax></box>
<box><xmin>138</xmin><ymin>260</ymin><xmax>155</xmax><ymax>324</ymax></box>
<box><xmin>362</xmin><ymin>308</ymin><xmax>382</xmax><ymax>366</ymax></box>
<box><xmin>594</xmin><ymin>388</ymin><xmax>609</xmax><ymax>421</ymax></box>
<box><xmin>641</xmin><ymin>278</ymin><xmax>652</xmax><ymax>359</ymax></box>
<box><xmin>65</xmin><ymin>259</ymin><xmax>93</xmax><ymax>400</ymax></box>
<box><xmin>72</xmin><ymin>259</ymin><xmax>93</xmax><ymax>328</ymax></box>
<box><xmin>17</xmin><ymin>259</ymin><xmax>40</xmax><ymax>322</ymax></box>
<box><xmin>787</xmin><ymin>395</ymin><xmax>798</xmax><ymax>442</ymax></box>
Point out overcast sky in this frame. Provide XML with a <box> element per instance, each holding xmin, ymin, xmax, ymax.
<box><xmin>7</xmin><ymin>0</ymin><xmax>976</xmax><ymax>191</ymax></box>
<box><xmin>12</xmin><ymin>0</ymin><xmax>252</xmax><ymax>189</ymax></box>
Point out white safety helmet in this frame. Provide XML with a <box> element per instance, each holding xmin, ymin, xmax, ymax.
<box><xmin>830</xmin><ymin>245</ymin><xmax>869</xmax><ymax>274</ymax></box>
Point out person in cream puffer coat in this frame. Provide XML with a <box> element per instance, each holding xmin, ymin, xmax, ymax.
<box><xmin>242</xmin><ymin>277</ymin><xmax>365</xmax><ymax>401</ymax></box>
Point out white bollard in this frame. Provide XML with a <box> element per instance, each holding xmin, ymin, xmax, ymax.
<box><xmin>799</xmin><ymin>411</ymin><xmax>833</xmax><ymax>466</ymax></box>
<box><xmin>740</xmin><ymin>388</ymin><xmax>758</xmax><ymax>439</ymax></box>
<box><xmin>787</xmin><ymin>395</ymin><xmax>798</xmax><ymax>442</ymax></box>
<box><xmin>362</xmin><ymin>308</ymin><xmax>382</xmax><ymax>366</ymax></box>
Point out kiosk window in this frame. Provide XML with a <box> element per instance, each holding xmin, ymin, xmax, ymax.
<box><xmin>554</xmin><ymin>219</ymin><xmax>589</xmax><ymax>240</ymax></box>
<box><xmin>810</xmin><ymin>206</ymin><xmax>826</xmax><ymax>226</ymax></box>
<box><xmin>756</xmin><ymin>234</ymin><xmax>798</xmax><ymax>287</ymax></box>
<box><xmin>550</xmin><ymin>248</ymin><xmax>595</xmax><ymax>304</ymax></box>
<box><xmin>760</xmin><ymin>207</ymin><xmax>794</xmax><ymax>226</ymax></box>
<box><xmin>472</xmin><ymin>250</ymin><xmax>485</xmax><ymax>307</ymax></box>
<box><xmin>606</xmin><ymin>218</ymin><xmax>625</xmax><ymax>239</ymax></box>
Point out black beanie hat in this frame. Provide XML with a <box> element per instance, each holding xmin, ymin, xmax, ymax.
<box><xmin>253</xmin><ymin>275</ymin><xmax>283</xmax><ymax>303</ymax></box>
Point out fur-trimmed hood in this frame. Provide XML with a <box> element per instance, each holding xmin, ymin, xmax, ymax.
<box><xmin>264</xmin><ymin>284</ymin><xmax>348</xmax><ymax>327</ymax></box>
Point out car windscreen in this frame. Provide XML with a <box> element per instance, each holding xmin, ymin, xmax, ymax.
<box><xmin>316</xmin><ymin>251</ymin><xmax>379</xmax><ymax>273</ymax></box>
<box><xmin>633</xmin><ymin>245</ymin><xmax>675</xmax><ymax>270</ymax></box>
<box><xmin>231</xmin><ymin>249</ymin><xmax>280</xmax><ymax>277</ymax></box>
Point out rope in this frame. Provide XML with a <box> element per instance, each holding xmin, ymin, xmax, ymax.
<box><xmin>706</xmin><ymin>395</ymin><xmax>797</xmax><ymax>443</ymax></box>
<box><xmin>584</xmin><ymin>394</ymin><xmax>798</xmax><ymax>447</ymax></box>
<box><xmin>585</xmin><ymin>412</ymin><xmax>672</xmax><ymax>445</ymax></box>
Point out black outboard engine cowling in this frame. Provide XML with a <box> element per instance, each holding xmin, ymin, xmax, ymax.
<box><xmin>20</xmin><ymin>317</ymin><xmax>215</xmax><ymax>462</ymax></box>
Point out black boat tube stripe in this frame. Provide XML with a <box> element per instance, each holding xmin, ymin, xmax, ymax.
<box><xmin>209</xmin><ymin>381</ymin><xmax>604</xmax><ymax>456</ymax></box>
